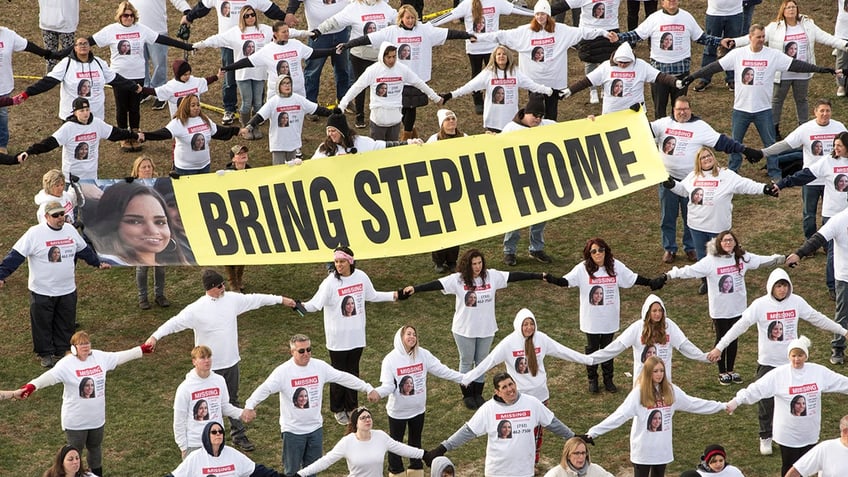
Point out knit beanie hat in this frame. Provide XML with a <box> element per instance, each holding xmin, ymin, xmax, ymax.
<box><xmin>436</xmin><ymin>109</ymin><xmax>455</xmax><ymax>127</ymax></box>
<box><xmin>202</xmin><ymin>269</ymin><xmax>225</xmax><ymax>290</ymax></box>
<box><xmin>534</xmin><ymin>0</ymin><xmax>551</xmax><ymax>15</ymax></box>
<box><xmin>172</xmin><ymin>59</ymin><xmax>192</xmax><ymax>79</ymax></box>
<box><xmin>524</xmin><ymin>95</ymin><xmax>546</xmax><ymax>117</ymax></box>
<box><xmin>702</xmin><ymin>444</ymin><xmax>726</xmax><ymax>464</ymax></box>
<box><xmin>327</xmin><ymin>111</ymin><xmax>351</xmax><ymax>139</ymax></box>
<box><xmin>787</xmin><ymin>335</ymin><xmax>811</xmax><ymax>358</ymax></box>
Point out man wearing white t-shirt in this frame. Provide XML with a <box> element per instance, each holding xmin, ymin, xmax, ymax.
<box><xmin>0</xmin><ymin>201</ymin><xmax>110</xmax><ymax>368</ymax></box>
<box><xmin>684</xmin><ymin>23</ymin><xmax>839</xmax><ymax>182</ymax></box>
<box><xmin>786</xmin><ymin>414</ymin><xmax>848</xmax><ymax>477</ymax></box>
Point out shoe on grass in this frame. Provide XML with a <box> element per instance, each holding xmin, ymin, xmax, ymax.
<box><xmin>334</xmin><ymin>411</ymin><xmax>350</xmax><ymax>425</ymax></box>
<box><xmin>529</xmin><ymin>250</ymin><xmax>553</xmax><ymax>264</ymax></box>
<box><xmin>233</xmin><ymin>435</ymin><xmax>255</xmax><ymax>452</ymax></box>
<box><xmin>504</xmin><ymin>253</ymin><xmax>517</xmax><ymax>266</ymax></box>
<box><xmin>759</xmin><ymin>437</ymin><xmax>773</xmax><ymax>455</ymax></box>
<box><xmin>719</xmin><ymin>373</ymin><xmax>732</xmax><ymax>386</ymax></box>
<box><xmin>729</xmin><ymin>372</ymin><xmax>743</xmax><ymax>384</ymax></box>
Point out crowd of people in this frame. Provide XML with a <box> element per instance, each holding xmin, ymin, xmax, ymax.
<box><xmin>3</xmin><ymin>0</ymin><xmax>848</xmax><ymax>475</ymax></box>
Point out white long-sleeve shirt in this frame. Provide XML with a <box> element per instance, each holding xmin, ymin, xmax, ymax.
<box><xmin>302</xmin><ymin>269</ymin><xmax>394</xmax><ymax>351</ymax></box>
<box><xmin>151</xmin><ymin>292</ymin><xmax>282</xmax><ymax>369</ymax></box>
<box><xmin>298</xmin><ymin>430</ymin><xmax>424</xmax><ymax>476</ymax></box>
<box><xmin>819</xmin><ymin>209</ymin><xmax>848</xmax><ymax>282</ymax></box>
<box><xmin>173</xmin><ymin>369</ymin><xmax>242</xmax><ymax>451</ymax></box>
<box><xmin>134</xmin><ymin>0</ymin><xmax>192</xmax><ymax>34</ymax></box>
<box><xmin>670</xmin><ymin>168</ymin><xmax>766</xmax><ymax>233</ymax></box>
<box><xmin>430</xmin><ymin>0</ymin><xmax>534</xmax><ymax>55</ymax></box>
<box><xmin>588</xmin><ymin>384</ymin><xmax>724</xmax><ymax>465</ymax></box>
<box><xmin>245</xmin><ymin>356</ymin><xmax>372</xmax><ymax>434</ymax></box>
<box><xmin>375</xmin><ymin>328</ymin><xmax>463</xmax><ymax>419</ymax></box>
<box><xmin>451</xmin><ymin>67</ymin><xmax>552</xmax><ymax>131</ymax></box>
<box><xmin>733</xmin><ymin>362</ymin><xmax>848</xmax><ymax>447</ymax></box>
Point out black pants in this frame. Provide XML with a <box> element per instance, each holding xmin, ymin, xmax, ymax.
<box><xmin>756</xmin><ymin>364</ymin><xmax>776</xmax><ymax>439</ymax></box>
<box><xmin>113</xmin><ymin>78</ymin><xmax>143</xmax><ymax>129</ymax></box>
<box><xmin>779</xmin><ymin>444</ymin><xmax>814</xmax><ymax>477</ymax></box>
<box><xmin>529</xmin><ymin>91</ymin><xmax>558</xmax><ymax>120</ymax></box>
<box><xmin>387</xmin><ymin>412</ymin><xmax>425</xmax><ymax>473</ymax></box>
<box><xmin>31</xmin><ymin>290</ymin><xmax>76</xmax><ymax>357</ymax></box>
<box><xmin>585</xmin><ymin>332</ymin><xmax>614</xmax><ymax>380</ymax></box>
<box><xmin>627</xmin><ymin>0</ymin><xmax>658</xmax><ymax>31</ymax></box>
<box><xmin>467</xmin><ymin>53</ymin><xmax>489</xmax><ymax>107</ymax></box>
<box><xmin>652</xmin><ymin>73</ymin><xmax>688</xmax><ymax>119</ymax></box>
<box><xmin>432</xmin><ymin>247</ymin><xmax>459</xmax><ymax>268</ymax></box>
<box><xmin>214</xmin><ymin>363</ymin><xmax>246</xmax><ymax>439</ymax></box>
<box><xmin>633</xmin><ymin>463</ymin><xmax>666</xmax><ymax>477</ymax></box>
<box><xmin>713</xmin><ymin>316</ymin><xmax>740</xmax><ymax>373</ymax></box>
<box><xmin>349</xmin><ymin>55</ymin><xmax>374</xmax><ymax>122</ymax></box>
<box><xmin>329</xmin><ymin>347</ymin><xmax>363</xmax><ymax>412</ymax></box>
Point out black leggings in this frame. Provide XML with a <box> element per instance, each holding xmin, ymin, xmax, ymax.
<box><xmin>713</xmin><ymin>316</ymin><xmax>740</xmax><ymax>374</ymax></box>
<box><xmin>585</xmin><ymin>332</ymin><xmax>614</xmax><ymax>380</ymax></box>
<box><xmin>779</xmin><ymin>444</ymin><xmax>814</xmax><ymax>477</ymax></box>
<box><xmin>401</xmin><ymin>107</ymin><xmax>416</xmax><ymax>132</ymax></box>
<box><xmin>349</xmin><ymin>55</ymin><xmax>374</xmax><ymax>121</ymax></box>
<box><xmin>652</xmin><ymin>73</ymin><xmax>688</xmax><ymax>119</ymax></box>
<box><xmin>114</xmin><ymin>78</ymin><xmax>143</xmax><ymax>129</ymax></box>
<box><xmin>328</xmin><ymin>347</ymin><xmax>363</xmax><ymax>412</ymax></box>
<box><xmin>633</xmin><ymin>463</ymin><xmax>666</xmax><ymax>477</ymax></box>
<box><xmin>467</xmin><ymin>53</ymin><xmax>489</xmax><ymax>106</ymax></box>
<box><xmin>387</xmin><ymin>412</ymin><xmax>425</xmax><ymax>473</ymax></box>
<box><xmin>627</xmin><ymin>0</ymin><xmax>658</xmax><ymax>31</ymax></box>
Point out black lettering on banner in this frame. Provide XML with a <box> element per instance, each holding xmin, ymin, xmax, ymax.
<box><xmin>310</xmin><ymin>177</ymin><xmax>348</xmax><ymax>248</ymax></box>
<box><xmin>257</xmin><ymin>185</ymin><xmax>287</xmax><ymax>252</ymax></box>
<box><xmin>404</xmin><ymin>161</ymin><xmax>441</xmax><ymax>237</ymax></box>
<box><xmin>199</xmin><ymin>192</ymin><xmax>239</xmax><ymax>255</ymax></box>
<box><xmin>504</xmin><ymin>145</ymin><xmax>545</xmax><ymax>215</ymax></box>
<box><xmin>459</xmin><ymin>152</ymin><xmax>501</xmax><ymax>226</ymax></box>
<box><xmin>354</xmin><ymin>170</ymin><xmax>390</xmax><ymax>243</ymax></box>
<box><xmin>378</xmin><ymin>166</ymin><xmax>411</xmax><ymax>240</ymax></box>
<box><xmin>606</xmin><ymin>128</ymin><xmax>645</xmax><ymax>184</ymax></box>
<box><xmin>430</xmin><ymin>159</ymin><xmax>462</xmax><ymax>232</ymax></box>
<box><xmin>563</xmin><ymin>134</ymin><xmax>616</xmax><ymax>198</ymax></box>
<box><xmin>270</xmin><ymin>181</ymin><xmax>319</xmax><ymax>252</ymax></box>
<box><xmin>535</xmin><ymin>142</ymin><xmax>574</xmax><ymax>207</ymax></box>
<box><xmin>228</xmin><ymin>189</ymin><xmax>271</xmax><ymax>255</ymax></box>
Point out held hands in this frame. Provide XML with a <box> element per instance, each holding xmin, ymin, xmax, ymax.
<box><xmin>675</xmin><ymin>79</ymin><xmax>685</xmax><ymax>89</ymax></box>
<box><xmin>743</xmin><ymin>147</ymin><xmax>764</xmax><ymax>163</ymax></box>
<box><xmin>406</xmin><ymin>138</ymin><xmax>424</xmax><ymax>145</ymax></box>
<box><xmin>144</xmin><ymin>336</ymin><xmax>158</xmax><ymax>352</ymax></box>
<box><xmin>649</xmin><ymin>274</ymin><xmax>668</xmax><ymax>291</ymax></box>
<box><xmin>19</xmin><ymin>383</ymin><xmax>35</xmax><ymax>399</ymax></box>
<box><xmin>719</xmin><ymin>38</ymin><xmax>736</xmax><ymax>50</ymax></box>
<box><xmin>99</xmin><ymin>263</ymin><xmax>111</xmax><ymax>269</ymax></box>
<box><xmin>576</xmin><ymin>434</ymin><xmax>595</xmax><ymax>445</ymax></box>
<box><xmin>238</xmin><ymin>128</ymin><xmax>250</xmax><ymax>139</ymax></box>
<box><xmin>422</xmin><ymin>445</ymin><xmax>447</xmax><ymax>467</ymax></box>
<box><xmin>725</xmin><ymin>399</ymin><xmax>739</xmax><ymax>415</ymax></box>
<box><xmin>284</xmin><ymin>13</ymin><xmax>299</xmax><ymax>27</ymax></box>
<box><xmin>557</xmin><ymin>88</ymin><xmax>571</xmax><ymax>99</ymax></box>
<box><xmin>140</xmin><ymin>343</ymin><xmax>155</xmax><ymax>354</ymax></box>
<box><xmin>763</xmin><ymin>183</ymin><xmax>779</xmax><ymax>197</ymax></box>
<box><xmin>12</xmin><ymin>92</ymin><xmax>28</xmax><ymax>105</ymax></box>
<box><xmin>367</xmin><ymin>390</ymin><xmax>380</xmax><ymax>403</ymax></box>
<box><xmin>785</xmin><ymin>253</ymin><xmax>801</xmax><ymax>268</ymax></box>
<box><xmin>680</xmin><ymin>75</ymin><xmax>695</xmax><ymax>89</ymax></box>
<box><xmin>706</xmin><ymin>348</ymin><xmax>722</xmax><ymax>363</ymax></box>
<box><xmin>335</xmin><ymin>43</ymin><xmax>346</xmax><ymax>54</ymax></box>
<box><xmin>439</xmin><ymin>92</ymin><xmax>452</xmax><ymax>104</ymax></box>
<box><xmin>241</xmin><ymin>408</ymin><xmax>257</xmax><ymax>423</ymax></box>
<box><xmin>606</xmin><ymin>31</ymin><xmax>618</xmax><ymax>43</ymax></box>
<box><xmin>662</xmin><ymin>176</ymin><xmax>676</xmax><ymax>189</ymax></box>
<box><xmin>402</xmin><ymin>285</ymin><xmax>415</xmax><ymax>297</ymax></box>
<box><xmin>135</xmin><ymin>132</ymin><xmax>145</xmax><ymax>143</ymax></box>
<box><xmin>217</xmin><ymin>68</ymin><xmax>226</xmax><ymax>80</ymax></box>
<box><xmin>16</xmin><ymin>152</ymin><xmax>27</xmax><ymax>163</ymax></box>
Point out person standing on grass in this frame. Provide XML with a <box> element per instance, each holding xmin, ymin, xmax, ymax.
<box><xmin>707</xmin><ymin>269</ymin><xmax>848</xmax><ymax>457</ymax></box>
<box><xmin>650</xmin><ymin>96</ymin><xmax>764</xmax><ymax>265</ymax></box>
<box><xmin>242</xmin><ymin>334</ymin><xmax>379</xmax><ymax>477</ymax></box>
<box><xmin>145</xmin><ymin>269</ymin><xmax>291</xmax><ymax>452</ymax></box>
<box><xmin>0</xmin><ymin>201</ymin><xmax>110</xmax><ymax>369</ymax></box>
<box><xmin>664</xmin><ymin>230</ymin><xmax>784</xmax><ymax>386</ymax></box>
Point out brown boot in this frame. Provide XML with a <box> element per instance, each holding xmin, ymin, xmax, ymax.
<box><xmin>120</xmin><ymin>139</ymin><xmax>133</xmax><ymax>152</ymax></box>
<box><xmin>235</xmin><ymin>265</ymin><xmax>246</xmax><ymax>292</ymax></box>
<box><xmin>225</xmin><ymin>265</ymin><xmax>239</xmax><ymax>291</ymax></box>
<box><xmin>131</xmin><ymin>129</ymin><xmax>143</xmax><ymax>152</ymax></box>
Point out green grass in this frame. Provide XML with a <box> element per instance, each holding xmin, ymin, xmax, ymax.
<box><xmin>2</xmin><ymin>0</ymin><xmax>848</xmax><ymax>476</ymax></box>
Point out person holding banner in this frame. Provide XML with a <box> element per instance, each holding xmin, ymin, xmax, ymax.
<box><xmin>725</xmin><ymin>336</ymin><xmax>848</xmax><ymax>476</ymax></box>
<box><xmin>543</xmin><ymin>237</ymin><xmax>668</xmax><ymax>394</ymax></box>
<box><xmin>141</xmin><ymin>94</ymin><xmax>247</xmax><ymax>175</ymax></box>
<box><xmin>312</xmin><ymin>109</ymin><xmax>422</xmax><ymax>158</ymax></box>
<box><xmin>442</xmin><ymin>44</ymin><xmax>552</xmax><ymax>132</ymax></box>
<box><xmin>129</xmin><ymin>156</ymin><xmax>171</xmax><ymax>309</ymax></box>
<box><xmin>401</xmin><ymin>248</ymin><xmax>544</xmax><ymax>410</ymax></box>
<box><xmin>294</xmin><ymin>246</ymin><xmax>399</xmax><ymax>426</ymax></box>
<box><xmin>424</xmin><ymin>109</ymin><xmax>464</xmax><ymax>272</ymax></box>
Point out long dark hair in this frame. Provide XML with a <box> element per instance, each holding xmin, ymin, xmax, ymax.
<box><xmin>43</xmin><ymin>445</ymin><xmax>90</xmax><ymax>477</ymax></box>
<box><xmin>458</xmin><ymin>248</ymin><xmax>487</xmax><ymax>288</ymax></box>
<box><xmin>333</xmin><ymin>246</ymin><xmax>356</xmax><ymax>280</ymax></box>
<box><xmin>713</xmin><ymin>230</ymin><xmax>749</xmax><ymax>270</ymax></box>
<box><xmin>582</xmin><ymin>237</ymin><xmax>615</xmax><ymax>278</ymax></box>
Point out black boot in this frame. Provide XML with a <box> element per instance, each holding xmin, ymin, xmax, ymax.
<box><xmin>473</xmin><ymin>381</ymin><xmax>486</xmax><ymax>408</ymax></box>
<box><xmin>461</xmin><ymin>384</ymin><xmax>478</xmax><ymax>410</ymax></box>
<box><xmin>603</xmin><ymin>375</ymin><xmax>618</xmax><ymax>393</ymax></box>
<box><xmin>698</xmin><ymin>277</ymin><xmax>708</xmax><ymax>295</ymax></box>
<box><xmin>588</xmin><ymin>378</ymin><xmax>600</xmax><ymax>394</ymax></box>
<box><xmin>92</xmin><ymin>467</ymin><xmax>103</xmax><ymax>477</ymax></box>
<box><xmin>775</xmin><ymin>124</ymin><xmax>782</xmax><ymax>141</ymax></box>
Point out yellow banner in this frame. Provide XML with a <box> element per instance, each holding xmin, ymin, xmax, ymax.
<box><xmin>174</xmin><ymin>109</ymin><xmax>666</xmax><ymax>265</ymax></box>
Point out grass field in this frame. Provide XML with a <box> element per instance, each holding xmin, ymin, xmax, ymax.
<box><xmin>2</xmin><ymin>0</ymin><xmax>848</xmax><ymax>475</ymax></box>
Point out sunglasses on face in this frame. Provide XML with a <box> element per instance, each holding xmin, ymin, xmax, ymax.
<box><xmin>121</xmin><ymin>13</ymin><xmax>135</xmax><ymax>18</ymax></box>
<box><xmin>209</xmin><ymin>429</ymin><xmax>224</xmax><ymax>435</ymax></box>
<box><xmin>589</xmin><ymin>247</ymin><xmax>606</xmax><ymax>254</ymax></box>
<box><xmin>50</xmin><ymin>212</ymin><xmax>66</xmax><ymax>218</ymax></box>
<box><xmin>531</xmin><ymin>113</ymin><xmax>543</xmax><ymax>118</ymax></box>
<box><xmin>243</xmin><ymin>12</ymin><xmax>256</xmax><ymax>17</ymax></box>
<box><xmin>296</xmin><ymin>347</ymin><xmax>313</xmax><ymax>354</ymax></box>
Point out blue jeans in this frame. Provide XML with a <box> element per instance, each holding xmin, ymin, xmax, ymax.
<box><xmin>221</xmin><ymin>47</ymin><xmax>237</xmax><ymax>114</ymax></box>
<box><xmin>175</xmin><ymin>164</ymin><xmax>211</xmax><ymax>175</ymax></box>
<box><xmin>237</xmin><ymin>79</ymin><xmax>265</xmax><ymax>121</ymax></box>
<box><xmin>701</xmin><ymin>13</ymin><xmax>743</xmax><ymax>85</ymax></box>
<box><xmin>0</xmin><ymin>94</ymin><xmax>8</xmax><ymax>148</ymax></box>
<box><xmin>742</xmin><ymin>2</ymin><xmax>757</xmax><ymax>33</ymax></box>
<box><xmin>822</xmin><ymin>216</ymin><xmax>835</xmax><ymax>291</ymax></box>
<box><xmin>282</xmin><ymin>428</ymin><xmax>322</xmax><ymax>477</ymax></box>
<box><xmin>143</xmin><ymin>42</ymin><xmax>168</xmax><ymax>88</ymax></box>
<box><xmin>731</xmin><ymin>109</ymin><xmax>779</xmax><ymax>179</ymax></box>
<box><xmin>453</xmin><ymin>333</ymin><xmax>494</xmax><ymax>382</ymax></box>
<box><xmin>659</xmin><ymin>184</ymin><xmax>693</xmax><ymax>253</ymax></box>
<box><xmin>304</xmin><ymin>28</ymin><xmax>352</xmax><ymax>103</ymax></box>
<box><xmin>833</xmin><ymin>280</ymin><xmax>848</xmax><ymax>351</ymax></box>
<box><xmin>503</xmin><ymin>222</ymin><xmax>546</xmax><ymax>254</ymax></box>
<box><xmin>801</xmin><ymin>185</ymin><xmax>824</xmax><ymax>239</ymax></box>
<box><xmin>690</xmin><ymin>228</ymin><xmax>717</xmax><ymax>260</ymax></box>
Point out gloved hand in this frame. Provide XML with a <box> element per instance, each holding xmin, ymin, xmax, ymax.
<box><xmin>292</xmin><ymin>300</ymin><xmax>307</xmax><ymax>317</ymax></box>
<box><xmin>176</xmin><ymin>23</ymin><xmax>191</xmax><ymax>42</ymax></box>
<box><xmin>19</xmin><ymin>383</ymin><xmax>35</xmax><ymax>399</ymax></box>
<box><xmin>650</xmin><ymin>274</ymin><xmax>668</xmax><ymax>291</ymax></box>
<box><xmin>310</xmin><ymin>29</ymin><xmax>322</xmax><ymax>39</ymax></box>
<box><xmin>422</xmin><ymin>444</ymin><xmax>447</xmax><ymax>467</ymax></box>
<box><xmin>141</xmin><ymin>343</ymin><xmax>155</xmax><ymax>354</ymax></box>
<box><xmin>675</xmin><ymin>79</ymin><xmax>685</xmax><ymax>89</ymax></box>
<box><xmin>397</xmin><ymin>288</ymin><xmax>410</xmax><ymax>300</ymax></box>
<box><xmin>558</xmin><ymin>88</ymin><xmax>571</xmax><ymax>99</ymax></box>
<box><xmin>629</xmin><ymin>103</ymin><xmax>641</xmax><ymax>112</ymax></box>
<box><xmin>662</xmin><ymin>176</ymin><xmax>676</xmax><ymax>189</ymax></box>
<box><xmin>680</xmin><ymin>75</ymin><xmax>695</xmax><ymax>88</ymax></box>
<box><xmin>331</xmin><ymin>107</ymin><xmax>344</xmax><ymax>115</ymax></box>
<box><xmin>12</xmin><ymin>92</ymin><xmax>28</xmax><ymax>105</ymax></box>
<box><xmin>743</xmin><ymin>147</ymin><xmax>764</xmax><ymax>163</ymax></box>
<box><xmin>576</xmin><ymin>434</ymin><xmax>595</xmax><ymax>445</ymax></box>
<box><xmin>439</xmin><ymin>92</ymin><xmax>452</xmax><ymax>104</ymax></box>
<box><xmin>763</xmin><ymin>183</ymin><xmax>779</xmax><ymax>197</ymax></box>
<box><xmin>822</xmin><ymin>67</ymin><xmax>838</xmax><ymax>75</ymax></box>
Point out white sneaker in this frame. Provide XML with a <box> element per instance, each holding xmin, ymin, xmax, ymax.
<box><xmin>838</xmin><ymin>86</ymin><xmax>846</xmax><ymax>97</ymax></box>
<box><xmin>334</xmin><ymin>411</ymin><xmax>350</xmax><ymax>425</ymax></box>
<box><xmin>589</xmin><ymin>88</ymin><xmax>599</xmax><ymax>104</ymax></box>
<box><xmin>759</xmin><ymin>437</ymin><xmax>773</xmax><ymax>455</ymax></box>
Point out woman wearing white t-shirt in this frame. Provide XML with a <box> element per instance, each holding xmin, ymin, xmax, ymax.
<box><xmin>544</xmin><ymin>237</ymin><xmax>667</xmax><ymax>394</ymax></box>
<box><xmin>296</xmin><ymin>407</ymin><xmax>424</xmax><ymax>477</ymax></box>
<box><xmin>726</xmin><ymin>336</ymin><xmax>848</xmax><ymax>476</ymax></box>
<box><xmin>665</xmin><ymin>146</ymin><xmax>778</xmax><ymax>261</ymax></box>
<box><xmin>401</xmin><ymin>248</ymin><xmax>544</xmax><ymax>410</ymax></box>
<box><xmin>665</xmin><ymin>230</ymin><xmax>784</xmax><ymax>385</ymax></box>
<box><xmin>142</xmin><ymin>94</ymin><xmax>246</xmax><ymax>175</ymax></box>
<box><xmin>18</xmin><ymin>331</ymin><xmax>152</xmax><ymax>477</ymax></box>
<box><xmin>89</xmin><ymin>1</ymin><xmax>192</xmax><ymax>151</ymax></box>
<box><xmin>587</xmin><ymin>356</ymin><xmax>725</xmax><ymax>477</ymax></box>
<box><xmin>444</xmin><ymin>44</ymin><xmax>552</xmax><ymax>132</ymax></box>
<box><xmin>430</xmin><ymin>0</ymin><xmax>534</xmax><ymax>114</ymax></box>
